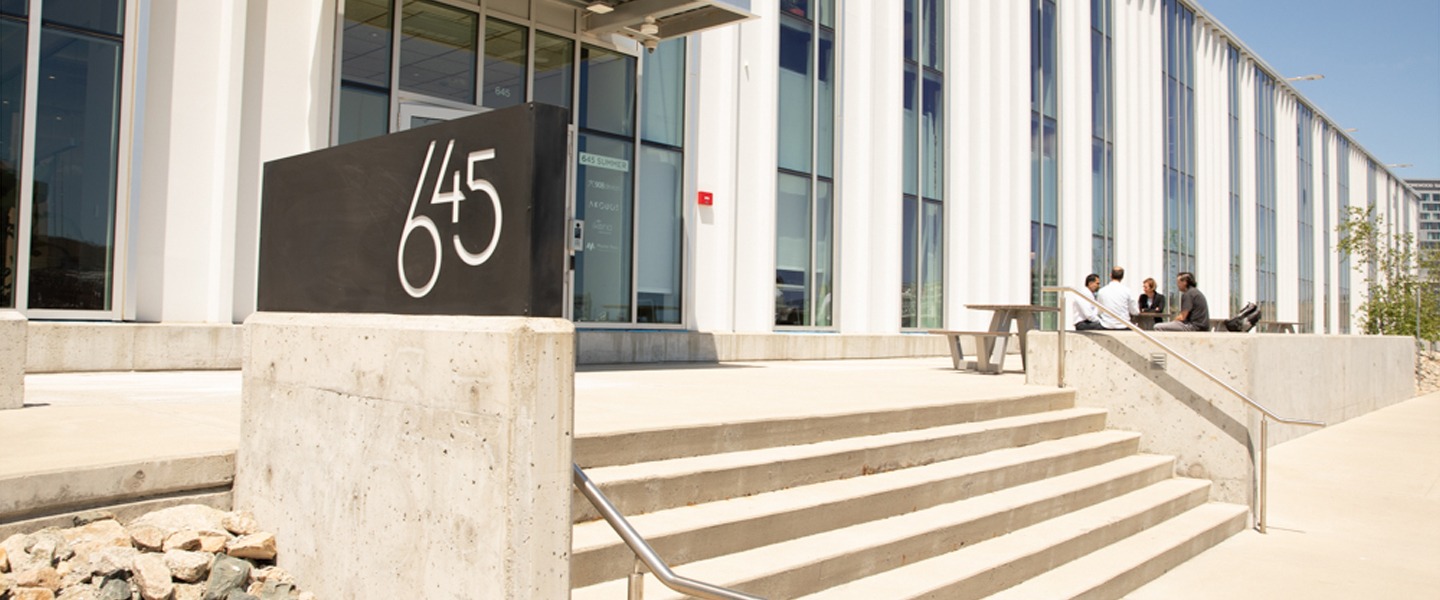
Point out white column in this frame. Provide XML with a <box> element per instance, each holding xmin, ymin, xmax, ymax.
<box><xmin>1275</xmin><ymin>93</ymin><xmax>1299</xmax><ymax>322</ymax></box>
<box><xmin>232</xmin><ymin>0</ymin><xmax>338</xmax><ymax>322</ymax></box>
<box><xmin>951</xmin><ymin>0</ymin><xmax>1032</xmax><ymax>330</ymax></box>
<box><xmin>727</xmin><ymin>0</ymin><xmax>780</xmax><ymax>333</ymax></box>
<box><xmin>1113</xmin><ymin>0</ymin><xmax>1164</xmax><ymax>298</ymax></box>
<box><xmin>691</xmin><ymin>28</ymin><xmax>741</xmax><ymax>332</ymax></box>
<box><xmin>1195</xmin><ymin>23</ymin><xmax>1230</xmax><ymax>313</ymax></box>
<box><xmin>1058</xmin><ymin>0</ymin><xmax>1093</xmax><ymax>288</ymax></box>
<box><xmin>837</xmin><ymin>0</ymin><xmax>903</xmax><ymax>334</ymax></box>
<box><xmin>130</xmin><ymin>0</ymin><xmax>248</xmax><ymax>323</ymax></box>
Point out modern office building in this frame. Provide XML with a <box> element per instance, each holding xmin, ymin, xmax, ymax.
<box><xmin>0</xmin><ymin>0</ymin><xmax>1422</xmax><ymax>341</ymax></box>
<box><xmin>1415</xmin><ymin>180</ymin><xmax>1440</xmax><ymax>253</ymax></box>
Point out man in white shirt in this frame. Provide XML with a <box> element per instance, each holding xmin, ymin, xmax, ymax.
<box><xmin>1094</xmin><ymin>267</ymin><xmax>1140</xmax><ymax>330</ymax></box>
<box><xmin>1071</xmin><ymin>274</ymin><xmax>1104</xmax><ymax>330</ymax></box>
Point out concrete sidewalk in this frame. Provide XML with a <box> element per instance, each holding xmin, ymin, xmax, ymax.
<box><xmin>1127</xmin><ymin>390</ymin><xmax>1440</xmax><ymax>599</ymax></box>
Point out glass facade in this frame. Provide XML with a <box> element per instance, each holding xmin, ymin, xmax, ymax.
<box><xmin>1091</xmin><ymin>0</ymin><xmax>1114</xmax><ymax>276</ymax></box>
<box><xmin>1254</xmin><ymin>68</ymin><xmax>1276</xmax><ymax>321</ymax></box>
<box><xmin>637</xmin><ymin>39</ymin><xmax>686</xmax><ymax>324</ymax></box>
<box><xmin>1030</xmin><ymin>0</ymin><xmax>1057</xmax><ymax>326</ymax></box>
<box><xmin>2</xmin><ymin>0</ymin><xmax>126</xmax><ymax>312</ymax></box>
<box><xmin>1338</xmin><ymin>137</ymin><xmax>1351</xmax><ymax>333</ymax></box>
<box><xmin>903</xmin><ymin>0</ymin><xmax>943</xmax><ymax>329</ymax></box>
<box><xmin>1227</xmin><ymin>44</ymin><xmax>1242</xmax><ymax>314</ymax></box>
<box><xmin>776</xmin><ymin>0</ymin><xmax>835</xmax><ymax>328</ymax></box>
<box><xmin>1162</xmin><ymin>0</ymin><xmax>1195</xmax><ymax>312</ymax></box>
<box><xmin>1297</xmin><ymin>105</ymin><xmax>1314</xmax><ymax>332</ymax></box>
<box><xmin>574</xmin><ymin>46</ymin><xmax>637</xmax><ymax>322</ymax></box>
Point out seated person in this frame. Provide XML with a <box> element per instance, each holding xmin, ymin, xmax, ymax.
<box><xmin>1071</xmin><ymin>274</ymin><xmax>1105</xmax><ymax>330</ymax></box>
<box><xmin>1138</xmin><ymin>277</ymin><xmax>1165</xmax><ymax>313</ymax></box>
<box><xmin>1095</xmin><ymin>267</ymin><xmax>1140</xmax><ymax>330</ymax></box>
<box><xmin>1156</xmin><ymin>272</ymin><xmax>1210</xmax><ymax>331</ymax></box>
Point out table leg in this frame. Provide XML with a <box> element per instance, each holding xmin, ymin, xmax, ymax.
<box><xmin>984</xmin><ymin>311</ymin><xmax>1009</xmax><ymax>369</ymax></box>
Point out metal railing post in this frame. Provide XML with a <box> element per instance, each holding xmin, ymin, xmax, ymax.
<box><xmin>1057</xmin><ymin>297</ymin><xmax>1067</xmax><ymax>387</ymax></box>
<box><xmin>1259</xmin><ymin>417</ymin><xmax>1269</xmax><ymax>534</ymax></box>
<box><xmin>629</xmin><ymin>557</ymin><xmax>645</xmax><ymax>600</ymax></box>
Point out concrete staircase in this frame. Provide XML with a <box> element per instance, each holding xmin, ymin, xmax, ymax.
<box><xmin>570</xmin><ymin>387</ymin><xmax>1247</xmax><ymax>599</ymax></box>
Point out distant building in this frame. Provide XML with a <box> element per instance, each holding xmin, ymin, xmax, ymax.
<box><xmin>1414</xmin><ymin>180</ymin><xmax>1440</xmax><ymax>253</ymax></box>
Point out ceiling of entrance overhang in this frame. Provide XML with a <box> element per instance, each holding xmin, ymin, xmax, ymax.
<box><xmin>551</xmin><ymin>0</ymin><xmax>754</xmax><ymax>46</ymax></box>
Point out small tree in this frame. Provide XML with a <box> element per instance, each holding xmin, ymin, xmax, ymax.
<box><xmin>1335</xmin><ymin>205</ymin><xmax>1440</xmax><ymax>342</ymax></box>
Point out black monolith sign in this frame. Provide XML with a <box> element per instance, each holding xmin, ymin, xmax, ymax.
<box><xmin>257</xmin><ymin>103</ymin><xmax>568</xmax><ymax>317</ymax></box>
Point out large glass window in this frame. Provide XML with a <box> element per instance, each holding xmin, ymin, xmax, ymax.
<box><xmin>903</xmin><ymin>0</ymin><xmax>943</xmax><ymax>329</ymax></box>
<box><xmin>1030</xmin><ymin>0</ymin><xmax>1057</xmax><ymax>326</ymax></box>
<box><xmin>338</xmin><ymin>0</ymin><xmax>391</xmax><ymax>144</ymax></box>
<box><xmin>1</xmin><ymin>12</ymin><xmax>25</xmax><ymax>307</ymax></box>
<box><xmin>636</xmin><ymin>39</ymin><xmax>686</xmax><ymax>324</ymax></box>
<box><xmin>1227</xmin><ymin>45</ymin><xmax>1242</xmax><ymax>314</ymax></box>
<box><xmin>776</xmin><ymin>0</ymin><xmax>835</xmax><ymax>328</ymax></box>
<box><xmin>573</xmin><ymin>46</ymin><xmax>636</xmax><ymax>323</ymax></box>
<box><xmin>1255</xmin><ymin>68</ymin><xmax>1276</xmax><ymax>321</ymax></box>
<box><xmin>482</xmin><ymin>18</ymin><xmax>527</xmax><ymax>109</ymax></box>
<box><xmin>22</xmin><ymin>3</ymin><xmax>125</xmax><ymax>311</ymax></box>
<box><xmin>1297</xmin><ymin>105</ymin><xmax>1314</xmax><ymax>332</ymax></box>
<box><xmin>1163</xmin><ymin>0</ymin><xmax>1196</xmax><ymax>312</ymax></box>
<box><xmin>1091</xmin><ymin>0</ymin><xmax>1114</xmax><ymax>276</ymax></box>
<box><xmin>399</xmin><ymin>0</ymin><xmax>478</xmax><ymax>104</ymax></box>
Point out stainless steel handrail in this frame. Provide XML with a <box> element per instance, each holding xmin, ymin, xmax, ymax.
<box><xmin>572</xmin><ymin>464</ymin><xmax>766</xmax><ymax>600</ymax></box>
<box><xmin>1043</xmin><ymin>286</ymin><xmax>1324</xmax><ymax>533</ymax></box>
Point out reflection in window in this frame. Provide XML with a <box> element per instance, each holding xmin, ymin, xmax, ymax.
<box><xmin>776</xmin><ymin>0</ymin><xmax>835</xmax><ymax>328</ymax></box>
<box><xmin>1</xmin><ymin>17</ymin><xmax>24</xmax><ymax>307</ymax></box>
<box><xmin>1031</xmin><ymin>0</ymin><xmax>1058</xmax><ymax>325</ymax></box>
<box><xmin>636</xmin><ymin>39</ymin><xmax>686</xmax><ymax>325</ymax></box>
<box><xmin>1092</xmin><ymin>0</ymin><xmax>1115</xmax><ymax>276</ymax></box>
<box><xmin>338</xmin><ymin>0</ymin><xmax>391</xmax><ymax>144</ymax></box>
<box><xmin>902</xmin><ymin>0</ymin><xmax>942</xmax><ymax>329</ymax></box>
<box><xmin>399</xmin><ymin>0</ymin><xmax>477</xmax><ymax>104</ymax></box>
<box><xmin>1255</xmin><ymin>68</ymin><xmax>1276</xmax><ymax>321</ymax></box>
<box><xmin>1297</xmin><ymin>105</ymin><xmax>1314</xmax><ymax>332</ymax></box>
<box><xmin>1163</xmin><ymin>0</ymin><xmax>1196</xmax><ymax>313</ymax></box>
<box><xmin>483</xmin><ymin>18</ymin><xmax>526</xmax><ymax>109</ymax></box>
<box><xmin>1320</xmin><ymin>124</ymin><xmax>1331</xmax><ymax>332</ymax></box>
<box><xmin>574</xmin><ymin>45</ymin><xmax>637</xmax><ymax>323</ymax></box>
<box><xmin>533</xmin><ymin>32</ymin><xmax>573</xmax><ymax>110</ymax></box>
<box><xmin>28</xmin><ymin>28</ymin><xmax>122</xmax><ymax>310</ymax></box>
<box><xmin>1227</xmin><ymin>44</ymin><xmax>1241</xmax><ymax>314</ymax></box>
<box><xmin>579</xmin><ymin>46</ymin><xmax>635</xmax><ymax>137</ymax></box>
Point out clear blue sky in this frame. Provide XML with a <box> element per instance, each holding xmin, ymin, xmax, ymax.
<box><xmin>1196</xmin><ymin>0</ymin><xmax>1440</xmax><ymax>182</ymax></box>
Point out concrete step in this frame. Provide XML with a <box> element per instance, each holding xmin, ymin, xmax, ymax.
<box><xmin>573</xmin><ymin>407</ymin><xmax>1108</xmax><ymax>523</ymax></box>
<box><xmin>795</xmin><ymin>478</ymin><xmax>1214</xmax><ymax>600</ymax></box>
<box><xmin>982</xmin><ymin>502</ymin><xmax>1249</xmax><ymax>600</ymax></box>
<box><xmin>0</xmin><ymin>451</ymin><xmax>235</xmax><ymax>538</ymax></box>
<box><xmin>571</xmin><ymin>429</ymin><xmax>1143</xmax><ymax>590</ymax></box>
<box><xmin>572</xmin><ymin>454</ymin><xmax>1176</xmax><ymax>597</ymax></box>
<box><xmin>575</xmin><ymin>389</ymin><xmax>1076</xmax><ymax>468</ymax></box>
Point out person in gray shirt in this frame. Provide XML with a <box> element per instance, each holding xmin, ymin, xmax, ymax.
<box><xmin>1155</xmin><ymin>272</ymin><xmax>1209</xmax><ymax>331</ymax></box>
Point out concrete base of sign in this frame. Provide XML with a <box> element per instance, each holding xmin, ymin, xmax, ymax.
<box><xmin>235</xmin><ymin>313</ymin><xmax>574</xmax><ymax>600</ymax></box>
<box><xmin>1026</xmin><ymin>331</ymin><xmax>1416</xmax><ymax>506</ymax></box>
<box><xmin>1</xmin><ymin>311</ymin><xmax>24</xmax><ymax>410</ymax></box>
<box><xmin>26</xmin><ymin>322</ymin><xmax>244</xmax><ymax>373</ymax></box>
<box><xmin>577</xmin><ymin>330</ymin><xmax>954</xmax><ymax>364</ymax></box>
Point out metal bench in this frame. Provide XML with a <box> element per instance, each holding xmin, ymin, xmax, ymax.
<box><xmin>929</xmin><ymin>330</ymin><xmax>1011</xmax><ymax>374</ymax></box>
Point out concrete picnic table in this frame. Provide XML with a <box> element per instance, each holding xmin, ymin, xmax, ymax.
<box><xmin>964</xmin><ymin>304</ymin><xmax>1061</xmax><ymax>371</ymax></box>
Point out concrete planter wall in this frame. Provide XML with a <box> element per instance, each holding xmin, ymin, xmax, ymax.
<box><xmin>26</xmin><ymin>323</ymin><xmax>244</xmax><ymax>373</ymax></box>
<box><xmin>1</xmin><ymin>311</ymin><xmax>24</xmax><ymax>409</ymax></box>
<box><xmin>1026</xmin><ymin>331</ymin><xmax>1415</xmax><ymax>507</ymax></box>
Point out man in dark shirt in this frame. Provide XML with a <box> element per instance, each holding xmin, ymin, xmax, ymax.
<box><xmin>1155</xmin><ymin>272</ymin><xmax>1209</xmax><ymax>331</ymax></box>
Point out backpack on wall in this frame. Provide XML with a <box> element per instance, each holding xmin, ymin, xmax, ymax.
<box><xmin>1225</xmin><ymin>302</ymin><xmax>1261</xmax><ymax>332</ymax></box>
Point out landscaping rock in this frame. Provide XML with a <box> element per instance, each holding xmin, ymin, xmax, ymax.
<box><xmin>201</xmin><ymin>555</ymin><xmax>250</xmax><ymax>600</ymax></box>
<box><xmin>225</xmin><ymin>534</ymin><xmax>274</xmax><ymax>562</ymax></box>
<box><xmin>174</xmin><ymin>583</ymin><xmax>205</xmax><ymax>600</ymax></box>
<box><xmin>15</xmin><ymin>565</ymin><xmax>61</xmax><ymax>591</ymax></box>
<box><xmin>70</xmin><ymin>512</ymin><xmax>116</xmax><ymax>528</ymax></box>
<box><xmin>219</xmin><ymin>514</ymin><xmax>256</xmax><ymax>538</ymax></box>
<box><xmin>194</xmin><ymin>532</ymin><xmax>229</xmax><ymax>555</ymax></box>
<box><xmin>163</xmin><ymin>551</ymin><xmax>211</xmax><ymax>584</ymax></box>
<box><xmin>163</xmin><ymin>532</ymin><xmax>202</xmax><ymax>553</ymax></box>
<box><xmin>131</xmin><ymin>507</ymin><xmax>228</xmax><ymax>540</ymax></box>
<box><xmin>56</xmin><ymin>586</ymin><xmax>100</xmax><ymax>600</ymax></box>
<box><xmin>86</xmin><ymin>547</ymin><xmax>138</xmax><ymax>579</ymax></box>
<box><xmin>129</xmin><ymin>526</ymin><xmax>166</xmax><ymax>552</ymax></box>
<box><xmin>96</xmin><ymin>577</ymin><xmax>133</xmax><ymax>600</ymax></box>
<box><xmin>131</xmin><ymin>554</ymin><xmax>174</xmax><ymax>600</ymax></box>
<box><xmin>1</xmin><ymin>544</ymin><xmax>9</xmax><ymax>572</ymax></box>
<box><xmin>13</xmin><ymin>587</ymin><xmax>57</xmax><ymax>600</ymax></box>
<box><xmin>225</xmin><ymin>591</ymin><xmax>259</xmax><ymax>600</ymax></box>
<box><xmin>62</xmin><ymin>521</ymin><xmax>130</xmax><ymax>558</ymax></box>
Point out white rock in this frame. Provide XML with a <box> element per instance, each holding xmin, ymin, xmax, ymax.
<box><xmin>163</xmin><ymin>550</ymin><xmax>212</xmax><ymax>584</ymax></box>
<box><xmin>129</xmin><ymin>525</ymin><xmax>166</xmax><ymax>552</ymax></box>
<box><xmin>12</xmin><ymin>587</ymin><xmax>57</xmax><ymax>600</ymax></box>
<box><xmin>131</xmin><ymin>554</ymin><xmax>175</xmax><ymax>600</ymax></box>
<box><xmin>173</xmin><ymin>583</ymin><xmax>205</xmax><ymax>600</ymax></box>
<box><xmin>162</xmin><ymin>531</ymin><xmax>202</xmax><ymax>553</ymax></box>
<box><xmin>130</xmin><ymin>506</ymin><xmax>227</xmax><ymax>540</ymax></box>
<box><xmin>15</xmin><ymin>565</ymin><xmax>61</xmax><ymax>591</ymax></box>
<box><xmin>225</xmin><ymin>533</ymin><xmax>275</xmax><ymax>561</ymax></box>
<box><xmin>86</xmin><ymin>546</ymin><xmax>139</xmax><ymax>578</ymax></box>
<box><xmin>57</xmin><ymin>587</ymin><xmax>100</xmax><ymax>600</ymax></box>
<box><xmin>61</xmin><ymin>521</ymin><xmax>129</xmax><ymax>556</ymax></box>
<box><xmin>194</xmin><ymin>531</ymin><xmax>229</xmax><ymax>555</ymax></box>
<box><xmin>220</xmin><ymin>513</ymin><xmax>257</xmax><ymax>537</ymax></box>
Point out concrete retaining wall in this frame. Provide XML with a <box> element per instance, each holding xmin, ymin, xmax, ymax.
<box><xmin>577</xmin><ymin>330</ymin><xmax>951</xmax><ymax>364</ymax></box>
<box><xmin>235</xmin><ymin>313</ymin><xmax>574</xmax><ymax>599</ymax></box>
<box><xmin>1026</xmin><ymin>331</ymin><xmax>1415</xmax><ymax>506</ymax></box>
<box><xmin>26</xmin><ymin>322</ymin><xmax>244</xmax><ymax>373</ymax></box>
<box><xmin>1</xmin><ymin>311</ymin><xmax>24</xmax><ymax>409</ymax></box>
